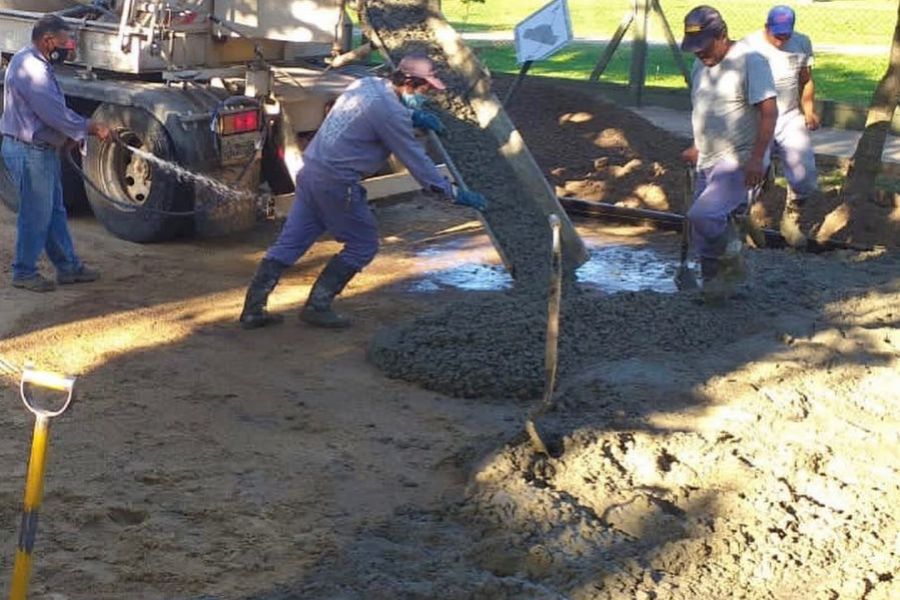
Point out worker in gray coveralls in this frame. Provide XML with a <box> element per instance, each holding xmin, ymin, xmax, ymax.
<box><xmin>744</xmin><ymin>5</ymin><xmax>819</xmax><ymax>247</ymax></box>
<box><xmin>680</xmin><ymin>5</ymin><xmax>777</xmax><ymax>295</ymax></box>
<box><xmin>239</xmin><ymin>56</ymin><xmax>487</xmax><ymax>329</ymax></box>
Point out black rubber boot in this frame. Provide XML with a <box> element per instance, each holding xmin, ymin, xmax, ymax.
<box><xmin>299</xmin><ymin>255</ymin><xmax>358</xmax><ymax>329</ymax></box>
<box><xmin>239</xmin><ymin>258</ymin><xmax>287</xmax><ymax>329</ymax></box>
<box><xmin>700</xmin><ymin>257</ymin><xmax>719</xmax><ymax>282</ymax></box>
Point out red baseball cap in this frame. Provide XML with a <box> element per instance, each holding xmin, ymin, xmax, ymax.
<box><xmin>397</xmin><ymin>56</ymin><xmax>446</xmax><ymax>90</ymax></box>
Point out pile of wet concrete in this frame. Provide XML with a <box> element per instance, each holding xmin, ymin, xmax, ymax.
<box><xmin>363</xmin><ymin>0</ymin><xmax>577</xmax><ymax>397</ymax></box>
<box><xmin>370</xmin><ymin>245</ymin><xmax>883</xmax><ymax>399</ymax></box>
<box><xmin>361</xmin><ymin>1</ymin><xmax>891</xmax><ymax>402</ymax></box>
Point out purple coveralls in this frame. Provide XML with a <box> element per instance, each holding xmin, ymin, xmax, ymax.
<box><xmin>265</xmin><ymin>77</ymin><xmax>453</xmax><ymax>270</ymax></box>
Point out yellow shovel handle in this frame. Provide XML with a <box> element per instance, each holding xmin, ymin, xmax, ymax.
<box><xmin>9</xmin><ymin>416</ymin><xmax>50</xmax><ymax>600</ymax></box>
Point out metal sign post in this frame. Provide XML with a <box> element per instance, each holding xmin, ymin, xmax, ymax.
<box><xmin>506</xmin><ymin>0</ymin><xmax>573</xmax><ymax>107</ymax></box>
<box><xmin>589</xmin><ymin>0</ymin><xmax>691</xmax><ymax>105</ymax></box>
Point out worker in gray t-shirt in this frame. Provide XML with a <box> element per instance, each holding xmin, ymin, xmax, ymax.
<box><xmin>744</xmin><ymin>5</ymin><xmax>819</xmax><ymax>247</ymax></box>
<box><xmin>680</xmin><ymin>5</ymin><xmax>777</xmax><ymax>297</ymax></box>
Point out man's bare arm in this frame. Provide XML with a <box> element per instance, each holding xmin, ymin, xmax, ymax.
<box><xmin>799</xmin><ymin>66</ymin><xmax>820</xmax><ymax>130</ymax></box>
<box><xmin>746</xmin><ymin>96</ymin><xmax>777</xmax><ymax>186</ymax></box>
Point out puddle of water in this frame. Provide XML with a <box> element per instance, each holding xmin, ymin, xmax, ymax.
<box><xmin>409</xmin><ymin>246</ymin><xmax>512</xmax><ymax>292</ymax></box>
<box><xmin>407</xmin><ymin>234</ymin><xmax>693</xmax><ymax>295</ymax></box>
<box><xmin>577</xmin><ymin>245</ymin><xmax>691</xmax><ymax>294</ymax></box>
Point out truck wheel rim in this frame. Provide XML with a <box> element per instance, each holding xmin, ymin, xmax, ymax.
<box><xmin>110</xmin><ymin>130</ymin><xmax>153</xmax><ymax>207</ymax></box>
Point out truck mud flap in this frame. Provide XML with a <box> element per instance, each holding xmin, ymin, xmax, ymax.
<box><xmin>192</xmin><ymin>165</ymin><xmax>260</xmax><ymax>238</ymax></box>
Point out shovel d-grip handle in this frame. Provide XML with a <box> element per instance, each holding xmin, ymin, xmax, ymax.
<box><xmin>20</xmin><ymin>366</ymin><xmax>75</xmax><ymax>418</ymax></box>
<box><xmin>9</xmin><ymin>367</ymin><xmax>76</xmax><ymax>600</ymax></box>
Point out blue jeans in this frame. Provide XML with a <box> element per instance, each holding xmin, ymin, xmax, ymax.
<box><xmin>265</xmin><ymin>166</ymin><xmax>379</xmax><ymax>270</ymax></box>
<box><xmin>2</xmin><ymin>138</ymin><xmax>81</xmax><ymax>280</ymax></box>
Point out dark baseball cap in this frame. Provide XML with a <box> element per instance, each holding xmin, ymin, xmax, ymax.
<box><xmin>681</xmin><ymin>5</ymin><xmax>726</xmax><ymax>52</ymax></box>
<box><xmin>766</xmin><ymin>5</ymin><xmax>795</xmax><ymax>36</ymax></box>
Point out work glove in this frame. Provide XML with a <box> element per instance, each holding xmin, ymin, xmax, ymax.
<box><xmin>453</xmin><ymin>188</ymin><xmax>487</xmax><ymax>211</ymax></box>
<box><xmin>411</xmin><ymin>109</ymin><xmax>446</xmax><ymax>137</ymax></box>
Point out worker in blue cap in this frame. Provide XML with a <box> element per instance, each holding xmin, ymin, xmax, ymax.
<box><xmin>679</xmin><ymin>5</ymin><xmax>777</xmax><ymax>300</ymax></box>
<box><xmin>744</xmin><ymin>5</ymin><xmax>819</xmax><ymax>247</ymax></box>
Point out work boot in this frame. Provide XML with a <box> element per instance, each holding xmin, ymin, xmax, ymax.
<box><xmin>239</xmin><ymin>258</ymin><xmax>287</xmax><ymax>329</ymax></box>
<box><xmin>779</xmin><ymin>192</ymin><xmax>808</xmax><ymax>248</ymax></box>
<box><xmin>701</xmin><ymin>221</ymin><xmax>746</xmax><ymax>304</ymax></box>
<box><xmin>12</xmin><ymin>273</ymin><xmax>56</xmax><ymax>293</ymax></box>
<box><xmin>299</xmin><ymin>255</ymin><xmax>359</xmax><ymax>329</ymax></box>
<box><xmin>701</xmin><ymin>257</ymin><xmax>728</xmax><ymax>305</ymax></box>
<box><xmin>702</xmin><ymin>255</ymin><xmax>746</xmax><ymax>305</ymax></box>
<box><xmin>57</xmin><ymin>265</ymin><xmax>100</xmax><ymax>285</ymax></box>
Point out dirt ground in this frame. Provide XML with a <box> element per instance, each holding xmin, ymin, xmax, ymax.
<box><xmin>495</xmin><ymin>76</ymin><xmax>900</xmax><ymax>250</ymax></box>
<box><xmin>0</xmin><ymin>76</ymin><xmax>898</xmax><ymax>599</ymax></box>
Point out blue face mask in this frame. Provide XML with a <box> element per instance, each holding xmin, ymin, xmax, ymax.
<box><xmin>401</xmin><ymin>92</ymin><xmax>427</xmax><ymax>110</ymax></box>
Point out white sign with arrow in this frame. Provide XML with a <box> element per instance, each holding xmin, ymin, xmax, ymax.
<box><xmin>514</xmin><ymin>0</ymin><xmax>574</xmax><ymax>64</ymax></box>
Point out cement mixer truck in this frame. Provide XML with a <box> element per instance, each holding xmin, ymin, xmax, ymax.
<box><xmin>0</xmin><ymin>0</ymin><xmax>367</xmax><ymax>242</ymax></box>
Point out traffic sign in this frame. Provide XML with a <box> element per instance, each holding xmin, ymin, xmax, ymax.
<box><xmin>514</xmin><ymin>0</ymin><xmax>573</xmax><ymax>64</ymax></box>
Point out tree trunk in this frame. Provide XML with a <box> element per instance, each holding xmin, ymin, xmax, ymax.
<box><xmin>844</xmin><ymin>2</ymin><xmax>900</xmax><ymax>201</ymax></box>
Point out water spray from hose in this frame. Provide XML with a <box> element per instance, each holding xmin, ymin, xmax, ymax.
<box><xmin>67</xmin><ymin>131</ymin><xmax>260</xmax><ymax>216</ymax></box>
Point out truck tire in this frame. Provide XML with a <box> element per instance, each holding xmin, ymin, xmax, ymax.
<box><xmin>61</xmin><ymin>150</ymin><xmax>90</xmax><ymax>214</ymax></box>
<box><xmin>84</xmin><ymin>104</ymin><xmax>191</xmax><ymax>242</ymax></box>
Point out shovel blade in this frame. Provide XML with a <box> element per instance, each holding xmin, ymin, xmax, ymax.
<box><xmin>525</xmin><ymin>416</ymin><xmax>564</xmax><ymax>458</ymax></box>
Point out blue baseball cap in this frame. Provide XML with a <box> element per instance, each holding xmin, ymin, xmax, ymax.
<box><xmin>681</xmin><ymin>6</ymin><xmax>727</xmax><ymax>52</ymax></box>
<box><xmin>767</xmin><ymin>5</ymin><xmax>795</xmax><ymax>36</ymax></box>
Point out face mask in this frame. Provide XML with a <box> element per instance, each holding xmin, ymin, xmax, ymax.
<box><xmin>48</xmin><ymin>46</ymin><xmax>68</xmax><ymax>65</ymax></box>
<box><xmin>47</xmin><ymin>39</ymin><xmax>74</xmax><ymax>65</ymax></box>
<box><xmin>401</xmin><ymin>92</ymin><xmax>427</xmax><ymax>110</ymax></box>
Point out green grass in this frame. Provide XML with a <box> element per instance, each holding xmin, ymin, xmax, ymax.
<box><xmin>353</xmin><ymin>1</ymin><xmax>890</xmax><ymax>105</ymax></box>
<box><xmin>468</xmin><ymin>40</ymin><xmax>886</xmax><ymax>106</ymax></box>
<box><xmin>442</xmin><ymin>0</ymin><xmax>897</xmax><ymax>48</ymax></box>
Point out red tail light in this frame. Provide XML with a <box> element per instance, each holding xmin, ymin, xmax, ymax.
<box><xmin>220</xmin><ymin>110</ymin><xmax>260</xmax><ymax>135</ymax></box>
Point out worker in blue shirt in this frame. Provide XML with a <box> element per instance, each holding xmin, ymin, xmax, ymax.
<box><xmin>0</xmin><ymin>14</ymin><xmax>110</xmax><ymax>292</ymax></box>
<box><xmin>239</xmin><ymin>55</ymin><xmax>487</xmax><ymax>329</ymax></box>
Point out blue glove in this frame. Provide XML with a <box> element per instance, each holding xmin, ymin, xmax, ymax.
<box><xmin>411</xmin><ymin>109</ymin><xmax>446</xmax><ymax>137</ymax></box>
<box><xmin>454</xmin><ymin>188</ymin><xmax>487</xmax><ymax>211</ymax></box>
